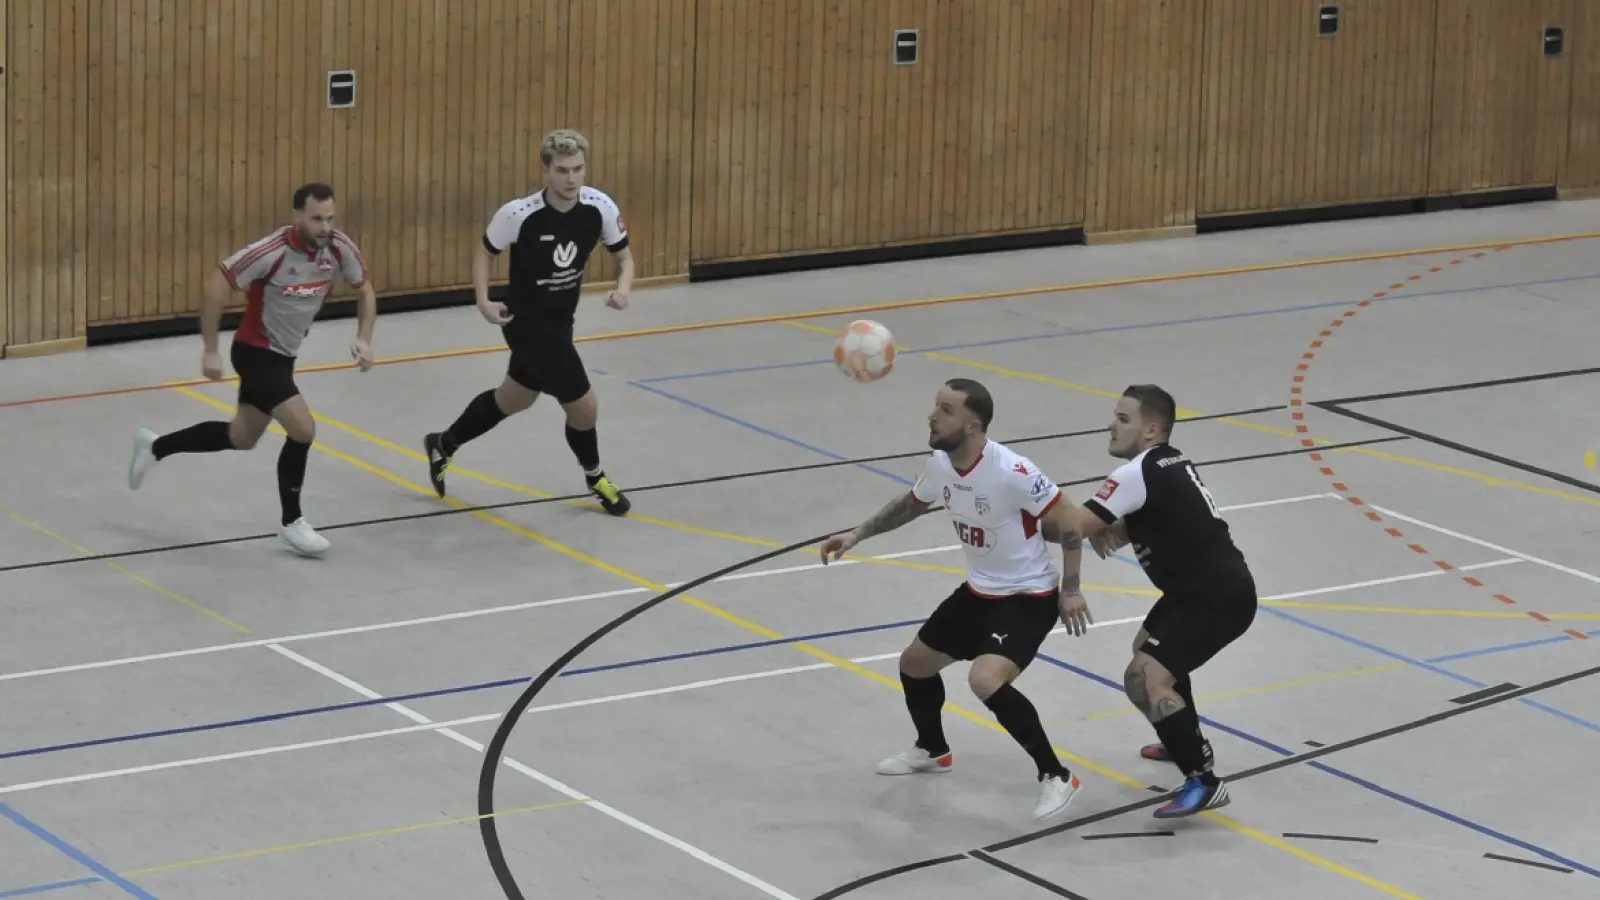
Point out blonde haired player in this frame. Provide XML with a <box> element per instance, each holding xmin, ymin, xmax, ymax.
<box><xmin>424</xmin><ymin>129</ymin><xmax>635</xmax><ymax>514</ymax></box>
<box><xmin>820</xmin><ymin>378</ymin><xmax>1093</xmax><ymax>820</ymax></box>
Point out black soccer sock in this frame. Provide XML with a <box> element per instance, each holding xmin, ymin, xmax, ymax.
<box><xmin>1151</xmin><ymin>702</ymin><xmax>1217</xmax><ymax>784</ymax></box>
<box><xmin>900</xmin><ymin>671</ymin><xmax>950</xmax><ymax>757</ymax></box>
<box><xmin>278</xmin><ymin>438</ymin><xmax>311</xmax><ymax>526</ymax></box>
<box><xmin>565</xmin><ymin>424</ymin><xmax>602</xmax><ymax>478</ymax></box>
<box><xmin>442</xmin><ymin>390</ymin><xmax>507</xmax><ymax>456</ymax></box>
<box><xmin>982</xmin><ymin>683</ymin><xmax>1069</xmax><ymax>779</ymax></box>
<box><xmin>152</xmin><ymin>421</ymin><xmax>234</xmax><ymax>459</ymax></box>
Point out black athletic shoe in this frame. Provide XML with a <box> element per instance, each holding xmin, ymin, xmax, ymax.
<box><xmin>586</xmin><ymin>473</ymin><xmax>631</xmax><ymax>516</ymax></box>
<box><xmin>423</xmin><ymin>433</ymin><xmax>451</xmax><ymax>497</ymax></box>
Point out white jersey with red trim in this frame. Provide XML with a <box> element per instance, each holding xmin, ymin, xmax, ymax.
<box><xmin>910</xmin><ymin>439</ymin><xmax>1063</xmax><ymax>597</ymax></box>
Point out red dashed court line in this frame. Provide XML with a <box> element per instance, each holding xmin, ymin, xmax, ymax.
<box><xmin>1290</xmin><ymin>246</ymin><xmax>1586</xmax><ymax>640</ymax></box>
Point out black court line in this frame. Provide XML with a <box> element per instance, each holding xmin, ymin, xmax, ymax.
<box><xmin>805</xmin><ymin>660</ymin><xmax>1600</xmax><ymax>899</ymax></box>
<box><xmin>471</xmin><ymin>429</ymin><xmax>1584</xmax><ymax>900</ymax></box>
<box><xmin>1450</xmin><ymin>682</ymin><xmax>1520</xmax><ymax>704</ymax></box>
<box><xmin>1320</xmin><ymin>365</ymin><xmax>1600</xmax><ymax>406</ymax></box>
<box><xmin>968</xmin><ymin>851</ymin><xmax>1090</xmax><ymax>899</ymax></box>
<box><xmin>1314</xmin><ymin>402</ymin><xmax>1600</xmax><ymax>495</ymax></box>
<box><xmin>1</xmin><ymin>404</ymin><xmax>1380</xmax><ymax>576</ymax></box>
<box><xmin>1282</xmin><ymin>832</ymin><xmax>1379</xmax><ymax>844</ymax></box>
<box><xmin>1080</xmin><ymin>831</ymin><xmax>1173</xmax><ymax>841</ymax></box>
<box><xmin>1484</xmin><ymin>852</ymin><xmax>1575</xmax><ymax>875</ymax></box>
<box><xmin>1304</xmin><ymin>740</ymin><xmax>1325</xmax><ymax>747</ymax></box>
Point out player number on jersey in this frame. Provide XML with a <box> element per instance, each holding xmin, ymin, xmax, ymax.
<box><xmin>1187</xmin><ymin>466</ymin><xmax>1222</xmax><ymax>519</ymax></box>
<box><xmin>954</xmin><ymin>522</ymin><xmax>987</xmax><ymax>548</ymax></box>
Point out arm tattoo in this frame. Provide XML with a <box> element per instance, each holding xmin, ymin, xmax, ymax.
<box><xmin>1060</xmin><ymin>570</ymin><xmax>1081</xmax><ymax>595</ymax></box>
<box><xmin>855</xmin><ymin>492</ymin><xmax>929</xmax><ymax>540</ymax></box>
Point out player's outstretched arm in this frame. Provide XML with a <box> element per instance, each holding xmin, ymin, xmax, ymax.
<box><xmin>819</xmin><ymin>491</ymin><xmax>931</xmax><ymax>564</ymax></box>
<box><xmin>1041</xmin><ymin>501</ymin><xmax>1094</xmax><ymax>636</ymax></box>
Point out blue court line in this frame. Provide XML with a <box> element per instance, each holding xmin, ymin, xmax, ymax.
<box><xmin>629</xmin><ymin>379</ymin><xmax>1148</xmax><ymax>573</ymax></box>
<box><xmin>1262</xmin><ymin>607</ymin><xmax>1600</xmax><ymax>733</ymax></box>
<box><xmin>1034</xmin><ymin>653</ymin><xmax>1600</xmax><ymax>879</ymax></box>
<box><xmin>628</xmin><ymin>380</ymin><xmax>914</xmax><ymax>484</ymax></box>
<box><xmin>0</xmin><ymin>878</ymin><xmax>102</xmax><ymax>899</ymax></box>
<box><xmin>1427</xmin><ymin>628</ymin><xmax>1600</xmax><ymax>663</ymax></box>
<box><xmin>635</xmin><ymin>272</ymin><xmax>1600</xmax><ymax>385</ymax></box>
<box><xmin>0</xmin><ymin>802</ymin><xmax>159</xmax><ymax>899</ymax></box>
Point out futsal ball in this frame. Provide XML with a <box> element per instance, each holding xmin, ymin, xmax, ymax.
<box><xmin>834</xmin><ymin>319</ymin><xmax>896</xmax><ymax>382</ymax></box>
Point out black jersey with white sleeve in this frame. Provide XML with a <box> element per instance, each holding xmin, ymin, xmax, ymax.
<box><xmin>1082</xmin><ymin>443</ymin><xmax>1253</xmax><ymax>596</ymax></box>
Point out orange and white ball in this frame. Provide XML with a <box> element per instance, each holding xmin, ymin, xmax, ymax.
<box><xmin>833</xmin><ymin>319</ymin><xmax>896</xmax><ymax>382</ymax></box>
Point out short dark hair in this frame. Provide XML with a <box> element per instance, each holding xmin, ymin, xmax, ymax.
<box><xmin>944</xmin><ymin>378</ymin><xmax>994</xmax><ymax>430</ymax></box>
<box><xmin>293</xmin><ymin>182</ymin><xmax>336</xmax><ymax>210</ymax></box>
<box><xmin>1123</xmin><ymin>384</ymin><xmax>1176</xmax><ymax>435</ymax></box>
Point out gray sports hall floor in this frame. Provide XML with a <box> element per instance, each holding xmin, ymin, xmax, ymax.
<box><xmin>2</xmin><ymin>199</ymin><xmax>1598</xmax><ymax>900</ymax></box>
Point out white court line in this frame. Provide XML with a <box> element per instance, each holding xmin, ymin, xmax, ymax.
<box><xmin>0</xmin><ymin>618</ymin><xmax>1153</xmax><ymax>797</ymax></box>
<box><xmin>0</xmin><ymin>491</ymin><xmax>1332</xmax><ymax>686</ymax></box>
<box><xmin>1263</xmin><ymin>557</ymin><xmax>1522</xmax><ymax>601</ymax></box>
<box><xmin>1354</xmin><ymin>498</ymin><xmax>1600</xmax><ymax>586</ymax></box>
<box><xmin>266</xmin><ymin>644</ymin><xmax>802</xmax><ymax>900</ymax></box>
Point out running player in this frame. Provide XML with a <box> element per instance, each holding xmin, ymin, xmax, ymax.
<box><xmin>819</xmin><ymin>378</ymin><xmax>1094</xmax><ymax>821</ymax></box>
<box><xmin>1051</xmin><ymin>384</ymin><xmax>1258</xmax><ymax>818</ymax></box>
<box><xmin>126</xmin><ymin>182</ymin><xmax>375</xmax><ymax>557</ymax></box>
<box><xmin>423</xmin><ymin>129</ymin><xmax>634</xmax><ymax>515</ymax></box>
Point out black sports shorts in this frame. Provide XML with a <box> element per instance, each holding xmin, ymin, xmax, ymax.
<box><xmin>1137</xmin><ymin>579</ymin><xmax>1258</xmax><ymax>677</ymax></box>
<box><xmin>231</xmin><ymin>340</ymin><xmax>301</xmax><ymax>414</ymax></box>
<box><xmin>503</xmin><ymin>324</ymin><xmax>592</xmax><ymax>405</ymax></box>
<box><xmin>917</xmin><ymin>582</ymin><xmax>1061</xmax><ymax>671</ymax></box>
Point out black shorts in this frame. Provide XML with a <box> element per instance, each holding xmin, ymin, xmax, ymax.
<box><xmin>1138</xmin><ymin>581</ymin><xmax>1258</xmax><ymax>677</ymax></box>
<box><xmin>917</xmin><ymin>583</ymin><xmax>1061</xmax><ymax>671</ymax></box>
<box><xmin>231</xmin><ymin>340</ymin><xmax>301</xmax><ymax>414</ymax></box>
<box><xmin>503</xmin><ymin>325</ymin><xmax>591</xmax><ymax>405</ymax></box>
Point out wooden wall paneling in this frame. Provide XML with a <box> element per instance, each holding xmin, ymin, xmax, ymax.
<box><xmin>1559</xmin><ymin>0</ymin><xmax>1600</xmax><ymax>193</ymax></box>
<box><xmin>689</xmin><ymin>0</ymin><xmax>1092</xmax><ymax>265</ymax></box>
<box><xmin>1199</xmin><ymin>1</ymin><xmax>1437</xmax><ymax>217</ymax></box>
<box><xmin>1084</xmin><ymin>0</ymin><xmax>1206</xmax><ymax>241</ymax></box>
<box><xmin>1427</xmin><ymin>0</ymin><xmax>1572</xmax><ymax>196</ymax></box>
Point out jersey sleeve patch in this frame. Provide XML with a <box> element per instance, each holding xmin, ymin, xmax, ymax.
<box><xmin>1088</xmin><ymin>459</ymin><xmax>1148</xmax><ymax>521</ymax></box>
<box><xmin>1007</xmin><ymin>454</ymin><xmax>1062</xmax><ymax>518</ymax></box>
<box><xmin>590</xmin><ymin>188</ymin><xmax>630</xmax><ymax>252</ymax></box>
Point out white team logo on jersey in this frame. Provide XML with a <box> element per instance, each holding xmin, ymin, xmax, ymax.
<box><xmin>974</xmin><ymin>494</ymin><xmax>990</xmax><ymax>516</ymax></box>
<box><xmin>553</xmin><ymin>241</ymin><xmax>578</xmax><ymax>267</ymax></box>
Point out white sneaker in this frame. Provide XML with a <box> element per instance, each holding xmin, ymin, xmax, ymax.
<box><xmin>876</xmin><ymin>746</ymin><xmax>954</xmax><ymax>776</ymax></box>
<box><xmin>128</xmin><ymin>428</ymin><xmax>159</xmax><ymax>490</ymax></box>
<box><xmin>1033</xmin><ymin>772</ymin><xmax>1082</xmax><ymax>820</ymax></box>
<box><xmin>279</xmin><ymin>518</ymin><xmax>330</xmax><ymax>557</ymax></box>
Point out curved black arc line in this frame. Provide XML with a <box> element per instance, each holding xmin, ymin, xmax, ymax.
<box><xmin>812</xmin><ymin>660</ymin><xmax>1600</xmax><ymax>898</ymax></box>
<box><xmin>478</xmin><ymin>531</ymin><xmax>833</xmax><ymax>900</ymax></box>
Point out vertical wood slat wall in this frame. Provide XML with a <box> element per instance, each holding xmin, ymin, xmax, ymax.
<box><xmin>4</xmin><ymin>0</ymin><xmax>1596</xmax><ymax>352</ymax></box>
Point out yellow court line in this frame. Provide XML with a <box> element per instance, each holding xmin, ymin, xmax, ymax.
<box><xmin>168</xmin><ymin>393</ymin><xmax>1425</xmax><ymax>900</ymax></box>
<box><xmin>1048</xmin><ymin>663</ymin><xmax>1408</xmax><ymax>728</ymax></box>
<box><xmin>269</xmin><ymin>393</ymin><xmax>1154</xmax><ymax>594</ymax></box>
<box><xmin>904</xmin><ymin>346</ymin><xmax>1600</xmax><ymax>509</ymax></box>
<box><xmin>2</xmin><ymin>509</ymin><xmax>252</xmax><ymax>634</ymax></box>
<box><xmin>121</xmin><ymin>798</ymin><xmax>586</xmax><ymax>877</ymax></box>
